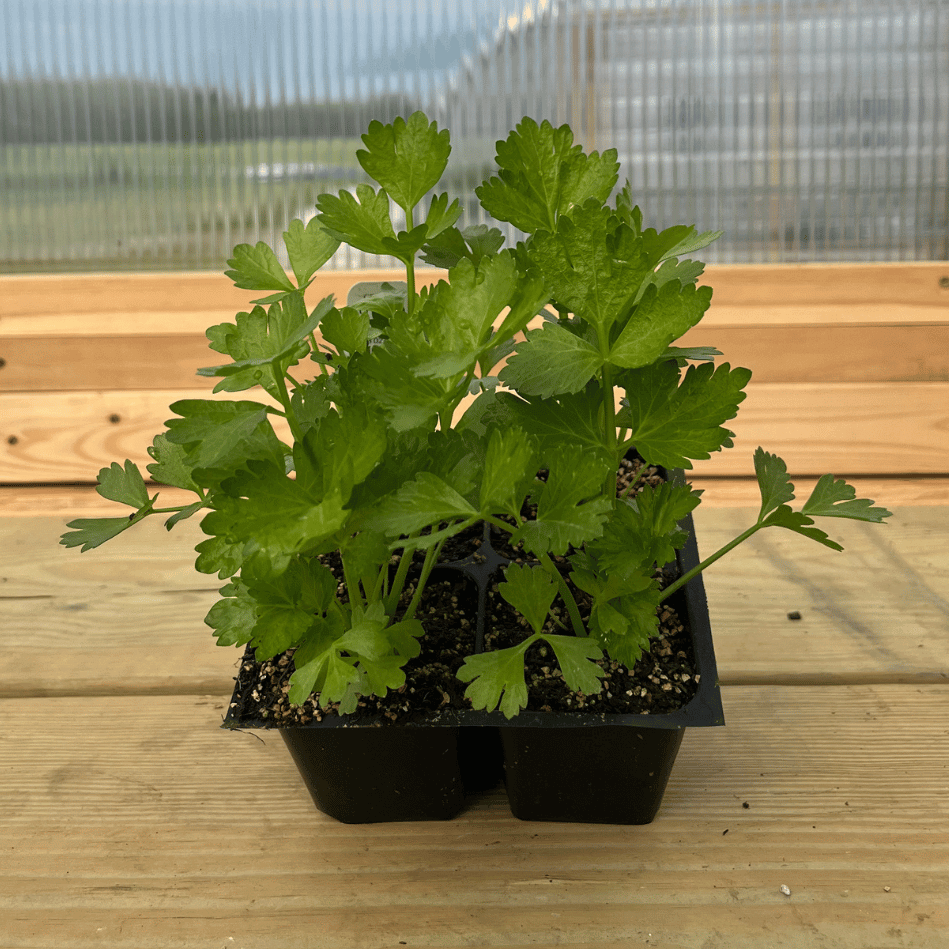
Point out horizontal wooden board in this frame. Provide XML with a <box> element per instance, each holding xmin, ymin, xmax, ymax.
<box><xmin>0</xmin><ymin>268</ymin><xmax>448</xmax><ymax>334</ymax></box>
<box><xmin>1</xmin><ymin>687</ymin><xmax>947</xmax><ymax>947</ymax></box>
<box><xmin>3</xmin><ymin>381</ymin><xmax>947</xmax><ymax>484</ymax></box>
<box><xmin>677</xmin><ymin>322</ymin><xmax>949</xmax><ymax>383</ymax></box>
<box><xmin>0</xmin><ymin>334</ymin><xmax>218</xmax><ymax>392</ymax></box>
<box><xmin>0</xmin><ymin>389</ymin><xmax>293</xmax><ymax>483</ymax></box>
<box><xmin>2</xmin><ymin>263</ymin><xmax>947</xmax><ymax>331</ymax></box>
<box><xmin>2</xmin><ymin>506</ymin><xmax>946</xmax><ymax>695</ymax></box>
<box><xmin>4</xmin><ymin>322</ymin><xmax>947</xmax><ymax>392</ymax></box>
<box><xmin>3</xmin><ymin>476</ymin><xmax>947</xmax><ymax>517</ymax></box>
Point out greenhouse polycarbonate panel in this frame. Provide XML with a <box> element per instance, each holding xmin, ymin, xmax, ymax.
<box><xmin>1</xmin><ymin>0</ymin><xmax>946</xmax><ymax>273</ymax></box>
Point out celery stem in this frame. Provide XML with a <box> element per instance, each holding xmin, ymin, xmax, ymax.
<box><xmin>659</xmin><ymin>521</ymin><xmax>764</xmax><ymax>602</ymax></box>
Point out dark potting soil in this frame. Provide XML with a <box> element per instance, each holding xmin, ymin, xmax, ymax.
<box><xmin>227</xmin><ymin>457</ymin><xmax>701</xmax><ymax>726</ymax></box>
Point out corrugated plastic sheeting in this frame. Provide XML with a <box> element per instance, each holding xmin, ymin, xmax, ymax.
<box><xmin>0</xmin><ymin>0</ymin><xmax>946</xmax><ymax>272</ymax></box>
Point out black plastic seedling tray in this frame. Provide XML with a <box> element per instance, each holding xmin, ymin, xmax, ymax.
<box><xmin>224</xmin><ymin>470</ymin><xmax>724</xmax><ymax>824</ymax></box>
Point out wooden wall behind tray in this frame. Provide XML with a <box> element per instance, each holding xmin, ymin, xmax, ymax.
<box><xmin>1</xmin><ymin>263</ymin><xmax>947</xmax><ymax>512</ymax></box>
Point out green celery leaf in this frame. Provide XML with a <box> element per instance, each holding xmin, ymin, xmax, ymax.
<box><xmin>633</xmin><ymin>257</ymin><xmax>708</xmax><ymax>305</ymax></box>
<box><xmin>498</xmin><ymin>322</ymin><xmax>604</xmax><ymax>398</ymax></box>
<box><xmin>336</xmin><ymin>602</ymin><xmax>392</xmax><ymax>660</ymax></box>
<box><xmin>316</xmin><ymin>184</ymin><xmax>397</xmax><ymax>257</ymax></box>
<box><xmin>457</xmin><ymin>638</ymin><xmax>535</xmax><ymax>719</ymax></box>
<box><xmin>413</xmin><ymin>252</ymin><xmax>548</xmax><ymax>380</ymax></box>
<box><xmin>290</xmin><ymin>376</ymin><xmax>334</xmax><ymax>435</ymax></box>
<box><xmin>481</xmin><ymin>387</ymin><xmax>614</xmax><ymax>470</ymax></box>
<box><xmin>543</xmin><ymin>634</ymin><xmax>607</xmax><ymax>696</ymax></box>
<box><xmin>424</xmin><ymin>428</ymin><xmax>482</xmax><ymax>504</ymax></box>
<box><xmin>588</xmin><ymin>584</ymin><xmax>662</xmax><ymax>667</ymax></box>
<box><xmin>479</xmin><ymin>426</ymin><xmax>536</xmax><ymax>518</ymax></box>
<box><xmin>527</xmin><ymin>200</ymin><xmax>652</xmax><ymax>338</ymax></box>
<box><xmin>283</xmin><ymin>217</ymin><xmax>340</xmax><ymax>287</ymax></box>
<box><xmin>512</xmin><ymin>447</ymin><xmax>613</xmax><ymax>556</ymax></box>
<box><xmin>418</xmin><ymin>226</ymin><xmax>470</xmax><ymax>269</ymax></box>
<box><xmin>287</xmin><ymin>608</ymin><xmax>420</xmax><ymax>707</ymax></box>
<box><xmin>163</xmin><ymin>400</ymin><xmax>283</xmax><ymax>478</ymax></box>
<box><xmin>384</xmin><ymin>617</ymin><xmax>425</xmax><ymax>661</ymax></box>
<box><xmin>663</xmin><ymin>345</ymin><xmax>722</xmax><ymax>365</ymax></box>
<box><xmin>346</xmin><ymin>281</ymin><xmax>407</xmax><ymax>322</ymax></box>
<box><xmin>608</xmin><ymin>282</ymin><xmax>713</xmax><ymax>370</ymax></box>
<box><xmin>164</xmin><ymin>501</ymin><xmax>206</xmax><ymax>530</ymax></box>
<box><xmin>320</xmin><ymin>305</ymin><xmax>371</xmax><ymax>356</ymax></box>
<box><xmin>357</xmin><ymin>654</ymin><xmax>412</xmax><ymax>700</ymax></box>
<box><xmin>660</xmin><ymin>228</ymin><xmax>724</xmax><ymax>261</ymax></box>
<box><xmin>202</xmin><ymin>459</ymin><xmax>349</xmax><ymax>574</ymax></box>
<box><xmin>373</xmin><ymin>472</ymin><xmax>478</xmax><ymax>537</ymax></box>
<box><xmin>498</xmin><ymin>563</ymin><xmax>558</xmax><ymax>636</ymax></box>
<box><xmin>619</xmin><ymin>361</ymin><xmax>752</xmax><ymax>469</ymax></box>
<box><xmin>420</xmin><ymin>223</ymin><xmax>506</xmax><ymax>269</ymax></box>
<box><xmin>476</xmin><ymin>118</ymin><xmax>619</xmax><ymax>233</ymax></box>
<box><xmin>59</xmin><ymin>504</ymin><xmax>154</xmax><ymax>552</ymax></box>
<box><xmin>95</xmin><ymin>459</ymin><xmax>150</xmax><ymax>508</ymax></box>
<box><xmin>225</xmin><ymin>241</ymin><xmax>295</xmax><ymax>292</ymax></box>
<box><xmin>288</xmin><ymin>628</ymin><xmax>360</xmax><ymax>707</ymax></box>
<box><xmin>381</xmin><ymin>223</ymin><xmax>431</xmax><ymax>260</ymax></box>
<box><xmin>559</xmin><ymin>144</ymin><xmax>621</xmax><ymax>217</ymax></box>
<box><xmin>146</xmin><ymin>434</ymin><xmax>201</xmax><ymax>493</ymax></box>
<box><xmin>351</xmin><ymin>342</ymin><xmax>454</xmax><ymax>431</ymax></box>
<box><xmin>418</xmin><ymin>192</ymin><xmax>463</xmax><ymax>241</ymax></box>
<box><xmin>588</xmin><ymin>482</ymin><xmax>700</xmax><ymax>578</ymax></box>
<box><xmin>357</xmin><ymin>112</ymin><xmax>451</xmax><ymax>213</ymax></box>
<box><xmin>461</xmin><ymin>224</ymin><xmax>506</xmax><ymax>260</ymax></box>
<box><xmin>194</xmin><ymin>533</ymin><xmax>245</xmax><ymax>579</ymax></box>
<box><xmin>338</xmin><ymin>529</ymin><xmax>390</xmax><ymax>589</ymax></box>
<box><xmin>199</xmin><ymin>294</ymin><xmax>333</xmax><ymax>382</ymax></box>
<box><xmin>614</xmin><ymin>183</ymin><xmax>642</xmax><ymax>235</ymax></box>
<box><xmin>801</xmin><ymin>474</ymin><xmax>893</xmax><ymax>523</ymax></box>
<box><xmin>759</xmin><ymin>506</ymin><xmax>843</xmax><ymax>551</ymax></box>
<box><xmin>204</xmin><ymin>581</ymin><xmax>257</xmax><ymax>648</ymax></box>
<box><xmin>298</xmin><ymin>406</ymin><xmax>388</xmax><ymax>502</ymax></box>
<box><xmin>344</xmin><ymin>430</ymin><xmax>427</xmax><ymax>512</ymax></box>
<box><xmin>412</xmin><ymin>256</ymin><xmax>510</xmax><ymax>374</ymax></box>
<box><xmin>627</xmin><ymin>481</ymin><xmax>701</xmax><ymax>557</ymax></box>
<box><xmin>754</xmin><ymin>447</ymin><xmax>796</xmax><ymax>522</ymax></box>
<box><xmin>639</xmin><ymin>225</ymin><xmax>696</xmax><ymax>267</ymax></box>
<box><xmin>242</xmin><ymin>555</ymin><xmax>338</xmax><ymax>659</ymax></box>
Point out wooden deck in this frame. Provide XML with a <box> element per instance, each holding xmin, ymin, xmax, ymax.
<box><xmin>2</xmin><ymin>264</ymin><xmax>948</xmax><ymax>948</ymax></box>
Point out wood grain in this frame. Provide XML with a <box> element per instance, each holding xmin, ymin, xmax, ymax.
<box><xmin>3</xmin><ymin>381</ymin><xmax>946</xmax><ymax>484</ymax></box>
<box><xmin>4</xmin><ymin>322</ymin><xmax>947</xmax><ymax>392</ymax></box>
<box><xmin>0</xmin><ymin>267</ymin><xmax>448</xmax><ymax>331</ymax></box>
<box><xmin>0</xmin><ymin>687</ymin><xmax>947</xmax><ymax>948</ymax></box>
<box><xmin>3</xmin><ymin>263</ymin><xmax>949</xmax><ymax>949</ymax></box>
<box><xmin>3</xmin><ymin>476</ymin><xmax>946</xmax><ymax>517</ymax></box>
<box><xmin>2</xmin><ymin>508</ymin><xmax>946</xmax><ymax>696</ymax></box>
<box><xmin>2</xmin><ymin>263</ymin><xmax>946</xmax><ymax>326</ymax></box>
<box><xmin>0</xmin><ymin>389</ymin><xmax>293</xmax><ymax>483</ymax></box>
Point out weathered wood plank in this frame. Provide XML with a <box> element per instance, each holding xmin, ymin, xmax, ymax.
<box><xmin>0</xmin><ymin>334</ymin><xmax>218</xmax><ymax>391</ymax></box>
<box><xmin>0</xmin><ymin>389</ymin><xmax>293</xmax><ymax>483</ymax></box>
<box><xmin>719</xmin><ymin>380</ymin><xmax>949</xmax><ymax>476</ymax></box>
<box><xmin>4</xmin><ymin>321</ymin><xmax>946</xmax><ymax>392</ymax></box>
<box><xmin>0</xmin><ymin>268</ymin><xmax>447</xmax><ymax>333</ymax></box>
<box><xmin>1</xmin><ymin>508</ymin><xmax>946</xmax><ymax>695</ymax></box>
<box><xmin>2</xmin><ymin>264</ymin><xmax>946</xmax><ymax>330</ymax></box>
<box><xmin>694</xmin><ymin>506</ymin><xmax>949</xmax><ymax>682</ymax></box>
<box><xmin>3</xmin><ymin>477</ymin><xmax>945</xmax><ymax>517</ymax></box>
<box><xmin>678</xmin><ymin>322</ymin><xmax>949</xmax><ymax>383</ymax></box>
<box><xmin>1</xmin><ymin>687</ymin><xmax>947</xmax><ymax>948</ymax></box>
<box><xmin>3</xmin><ymin>381</ymin><xmax>946</xmax><ymax>484</ymax></box>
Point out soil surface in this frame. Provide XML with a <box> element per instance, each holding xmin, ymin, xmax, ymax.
<box><xmin>226</xmin><ymin>457</ymin><xmax>701</xmax><ymax>726</ymax></box>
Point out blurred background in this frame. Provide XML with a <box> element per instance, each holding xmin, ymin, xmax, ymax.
<box><xmin>1</xmin><ymin>0</ymin><xmax>947</xmax><ymax>274</ymax></box>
